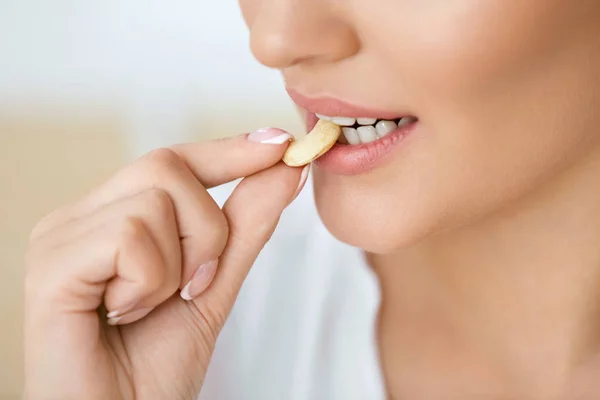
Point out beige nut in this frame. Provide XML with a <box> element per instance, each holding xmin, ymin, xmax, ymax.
<box><xmin>282</xmin><ymin>119</ymin><xmax>342</xmax><ymax>167</ymax></box>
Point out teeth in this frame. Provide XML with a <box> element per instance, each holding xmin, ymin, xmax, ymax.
<box><xmin>331</xmin><ymin>116</ymin><xmax>356</xmax><ymax>126</ymax></box>
<box><xmin>357</xmin><ymin>126</ymin><xmax>378</xmax><ymax>143</ymax></box>
<box><xmin>357</xmin><ymin>117</ymin><xmax>377</xmax><ymax>125</ymax></box>
<box><xmin>341</xmin><ymin>127</ymin><xmax>361</xmax><ymax>145</ymax></box>
<box><xmin>323</xmin><ymin>114</ymin><xmax>417</xmax><ymax>145</ymax></box>
<box><xmin>316</xmin><ymin>113</ymin><xmax>332</xmax><ymax>121</ymax></box>
<box><xmin>375</xmin><ymin>120</ymin><xmax>398</xmax><ymax>137</ymax></box>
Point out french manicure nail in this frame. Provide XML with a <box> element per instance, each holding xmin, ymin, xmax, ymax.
<box><xmin>107</xmin><ymin>307</ymin><xmax>153</xmax><ymax>326</ymax></box>
<box><xmin>248</xmin><ymin>128</ymin><xmax>293</xmax><ymax>144</ymax></box>
<box><xmin>292</xmin><ymin>164</ymin><xmax>311</xmax><ymax>200</ymax></box>
<box><xmin>106</xmin><ymin>301</ymin><xmax>139</xmax><ymax>319</ymax></box>
<box><xmin>180</xmin><ymin>260</ymin><xmax>219</xmax><ymax>301</ymax></box>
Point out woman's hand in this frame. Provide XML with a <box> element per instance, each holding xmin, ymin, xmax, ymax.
<box><xmin>24</xmin><ymin>129</ymin><xmax>307</xmax><ymax>400</ymax></box>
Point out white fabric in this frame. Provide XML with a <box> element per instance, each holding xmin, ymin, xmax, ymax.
<box><xmin>199</xmin><ymin>178</ymin><xmax>385</xmax><ymax>400</ymax></box>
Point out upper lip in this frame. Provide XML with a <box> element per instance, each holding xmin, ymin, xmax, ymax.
<box><xmin>286</xmin><ymin>87</ymin><xmax>411</xmax><ymax>120</ymax></box>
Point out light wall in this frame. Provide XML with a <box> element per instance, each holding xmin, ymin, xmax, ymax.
<box><xmin>0</xmin><ymin>1</ymin><xmax>302</xmax><ymax>398</ymax></box>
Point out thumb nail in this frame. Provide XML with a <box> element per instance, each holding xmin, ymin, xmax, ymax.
<box><xmin>291</xmin><ymin>164</ymin><xmax>311</xmax><ymax>201</ymax></box>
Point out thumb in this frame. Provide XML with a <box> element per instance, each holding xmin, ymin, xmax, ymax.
<box><xmin>191</xmin><ymin>162</ymin><xmax>310</xmax><ymax>326</ymax></box>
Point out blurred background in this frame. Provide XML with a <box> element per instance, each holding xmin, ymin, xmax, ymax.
<box><xmin>0</xmin><ymin>1</ymin><xmax>302</xmax><ymax>397</ymax></box>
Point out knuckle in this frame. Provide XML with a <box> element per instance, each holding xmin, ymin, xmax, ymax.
<box><xmin>116</xmin><ymin>218</ymin><xmax>166</xmax><ymax>291</ymax></box>
<box><xmin>144</xmin><ymin>147</ymin><xmax>185</xmax><ymax>174</ymax></box>
<box><xmin>138</xmin><ymin>269</ymin><xmax>164</xmax><ymax>293</ymax></box>
<box><xmin>142</xmin><ymin>188</ymin><xmax>174</xmax><ymax>219</ymax></box>
<box><xmin>186</xmin><ymin>212</ymin><xmax>229</xmax><ymax>263</ymax></box>
<box><xmin>205</xmin><ymin>211</ymin><xmax>230</xmax><ymax>249</ymax></box>
<box><xmin>117</xmin><ymin>216</ymin><xmax>149</xmax><ymax>247</ymax></box>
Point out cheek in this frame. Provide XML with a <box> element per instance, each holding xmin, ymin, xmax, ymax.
<box><xmin>312</xmin><ymin>114</ymin><xmax>597</xmax><ymax>255</ymax></box>
<box><xmin>363</xmin><ymin>0</ymin><xmax>592</xmax><ymax>113</ymax></box>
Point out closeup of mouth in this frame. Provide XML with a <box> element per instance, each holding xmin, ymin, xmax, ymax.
<box><xmin>314</xmin><ymin>113</ymin><xmax>418</xmax><ymax>145</ymax></box>
<box><xmin>286</xmin><ymin>88</ymin><xmax>419</xmax><ymax>175</ymax></box>
<box><xmin>302</xmin><ymin>112</ymin><xmax>418</xmax><ymax>175</ymax></box>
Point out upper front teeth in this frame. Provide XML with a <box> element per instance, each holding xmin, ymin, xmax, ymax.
<box><xmin>332</xmin><ymin>116</ymin><xmax>356</xmax><ymax>126</ymax></box>
<box><xmin>316</xmin><ymin>114</ymin><xmax>378</xmax><ymax>127</ymax></box>
<box><xmin>316</xmin><ymin>114</ymin><xmax>416</xmax><ymax>145</ymax></box>
<box><xmin>357</xmin><ymin>117</ymin><xmax>377</xmax><ymax>125</ymax></box>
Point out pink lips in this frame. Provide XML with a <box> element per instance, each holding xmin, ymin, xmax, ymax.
<box><xmin>287</xmin><ymin>88</ymin><xmax>419</xmax><ymax>175</ymax></box>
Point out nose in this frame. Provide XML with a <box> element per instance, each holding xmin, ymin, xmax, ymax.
<box><xmin>249</xmin><ymin>0</ymin><xmax>360</xmax><ymax>69</ymax></box>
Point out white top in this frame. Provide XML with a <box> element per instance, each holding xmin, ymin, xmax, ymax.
<box><xmin>199</xmin><ymin>179</ymin><xmax>386</xmax><ymax>400</ymax></box>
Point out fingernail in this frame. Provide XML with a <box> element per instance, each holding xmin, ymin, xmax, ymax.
<box><xmin>248</xmin><ymin>128</ymin><xmax>293</xmax><ymax>144</ymax></box>
<box><xmin>106</xmin><ymin>302</ymin><xmax>138</xmax><ymax>319</ymax></box>
<box><xmin>107</xmin><ymin>307</ymin><xmax>153</xmax><ymax>326</ymax></box>
<box><xmin>180</xmin><ymin>260</ymin><xmax>219</xmax><ymax>301</ymax></box>
<box><xmin>292</xmin><ymin>164</ymin><xmax>311</xmax><ymax>200</ymax></box>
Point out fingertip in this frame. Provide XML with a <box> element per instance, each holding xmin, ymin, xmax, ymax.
<box><xmin>180</xmin><ymin>260</ymin><xmax>218</xmax><ymax>301</ymax></box>
<box><xmin>247</xmin><ymin>128</ymin><xmax>294</xmax><ymax>145</ymax></box>
<box><xmin>291</xmin><ymin>163</ymin><xmax>311</xmax><ymax>201</ymax></box>
<box><xmin>106</xmin><ymin>307</ymin><xmax>154</xmax><ymax>326</ymax></box>
<box><xmin>171</xmin><ymin>131</ymin><xmax>296</xmax><ymax>189</ymax></box>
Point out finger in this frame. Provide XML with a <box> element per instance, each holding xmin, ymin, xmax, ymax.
<box><xmin>169</xmin><ymin>128</ymin><xmax>294</xmax><ymax>188</ymax></box>
<box><xmin>190</xmin><ymin>162</ymin><xmax>310</xmax><ymax>323</ymax></box>
<box><xmin>30</xmin><ymin>129</ymin><xmax>293</xmax><ymax>288</ymax></box>
<box><xmin>32</xmin><ymin>150</ymin><xmax>231</xmax><ymax>292</ymax></box>
<box><xmin>32</xmin><ymin>189</ymin><xmax>183</xmax><ymax>311</ymax></box>
<box><xmin>31</xmin><ymin>128</ymin><xmax>293</xmax><ymax>240</ymax></box>
<box><xmin>26</xmin><ymin>216</ymin><xmax>177</xmax><ymax>325</ymax></box>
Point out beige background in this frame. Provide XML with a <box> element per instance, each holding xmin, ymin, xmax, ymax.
<box><xmin>1</xmin><ymin>111</ymin><xmax>128</xmax><ymax>399</ymax></box>
<box><xmin>0</xmin><ymin>1</ymin><xmax>303</xmax><ymax>398</ymax></box>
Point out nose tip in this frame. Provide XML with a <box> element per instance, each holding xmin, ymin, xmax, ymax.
<box><xmin>250</xmin><ymin>29</ymin><xmax>299</xmax><ymax>69</ymax></box>
<box><xmin>249</xmin><ymin>4</ymin><xmax>359</xmax><ymax>70</ymax></box>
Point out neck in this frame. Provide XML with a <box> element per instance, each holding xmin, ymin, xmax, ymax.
<box><xmin>372</xmin><ymin>152</ymin><xmax>600</xmax><ymax>398</ymax></box>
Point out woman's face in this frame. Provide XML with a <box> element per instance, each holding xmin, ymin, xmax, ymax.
<box><xmin>239</xmin><ymin>0</ymin><xmax>600</xmax><ymax>253</ymax></box>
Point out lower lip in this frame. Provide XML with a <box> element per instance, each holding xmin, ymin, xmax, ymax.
<box><xmin>306</xmin><ymin>114</ymin><xmax>418</xmax><ymax>175</ymax></box>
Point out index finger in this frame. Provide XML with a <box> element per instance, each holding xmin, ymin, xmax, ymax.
<box><xmin>171</xmin><ymin>128</ymin><xmax>295</xmax><ymax>189</ymax></box>
<box><xmin>30</xmin><ymin>128</ymin><xmax>294</xmax><ymax>240</ymax></box>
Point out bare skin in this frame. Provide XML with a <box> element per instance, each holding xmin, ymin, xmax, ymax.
<box><xmin>241</xmin><ymin>0</ymin><xmax>600</xmax><ymax>398</ymax></box>
<box><xmin>373</xmin><ymin>152</ymin><xmax>600</xmax><ymax>399</ymax></box>
<box><xmin>24</xmin><ymin>131</ymin><xmax>308</xmax><ymax>399</ymax></box>
<box><xmin>24</xmin><ymin>0</ymin><xmax>600</xmax><ymax>399</ymax></box>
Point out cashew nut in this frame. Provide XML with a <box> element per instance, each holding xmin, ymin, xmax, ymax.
<box><xmin>282</xmin><ymin>119</ymin><xmax>342</xmax><ymax>167</ymax></box>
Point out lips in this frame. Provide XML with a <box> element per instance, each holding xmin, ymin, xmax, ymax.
<box><xmin>287</xmin><ymin>88</ymin><xmax>419</xmax><ymax>175</ymax></box>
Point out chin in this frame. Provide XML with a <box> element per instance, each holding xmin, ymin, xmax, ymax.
<box><xmin>312</xmin><ymin>173</ymin><xmax>442</xmax><ymax>254</ymax></box>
